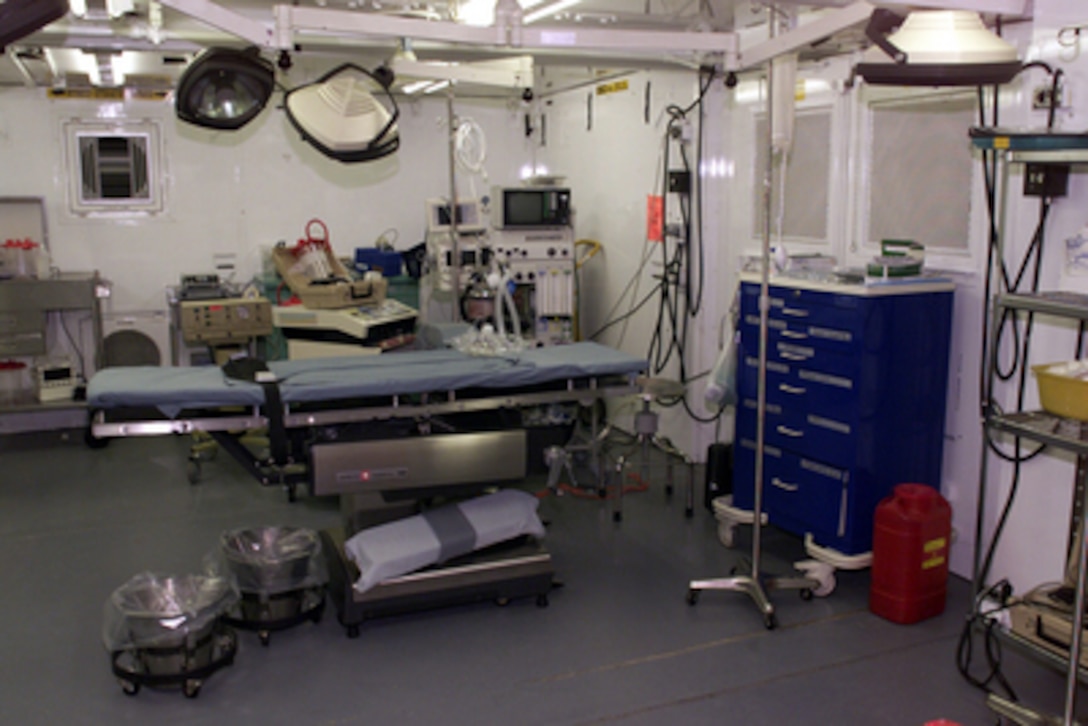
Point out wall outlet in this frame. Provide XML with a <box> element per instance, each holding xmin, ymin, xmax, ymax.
<box><xmin>1033</xmin><ymin>84</ymin><xmax>1069</xmax><ymax>110</ymax></box>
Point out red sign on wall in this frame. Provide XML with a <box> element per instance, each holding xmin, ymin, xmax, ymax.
<box><xmin>646</xmin><ymin>195</ymin><xmax>663</xmax><ymax>242</ymax></box>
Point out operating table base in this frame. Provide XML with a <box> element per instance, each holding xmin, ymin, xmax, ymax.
<box><xmin>321</xmin><ymin>529</ymin><xmax>556</xmax><ymax>638</ymax></box>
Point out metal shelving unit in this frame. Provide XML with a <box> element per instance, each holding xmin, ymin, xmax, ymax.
<box><xmin>972</xmin><ymin>129</ymin><xmax>1088</xmax><ymax>725</ymax></box>
<box><xmin>979</xmin><ymin>292</ymin><xmax>1088</xmax><ymax>726</ymax></box>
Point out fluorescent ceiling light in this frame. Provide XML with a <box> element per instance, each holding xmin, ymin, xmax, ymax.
<box><xmin>284</xmin><ymin>63</ymin><xmax>400</xmax><ymax>164</ymax></box>
<box><xmin>459</xmin><ymin>0</ymin><xmax>547</xmax><ymax>27</ymax></box>
<box><xmin>423</xmin><ymin>79</ymin><xmax>451</xmax><ymax>94</ymax></box>
<box><xmin>523</xmin><ymin>0</ymin><xmax>581</xmax><ymax>25</ymax></box>
<box><xmin>855</xmin><ymin>10</ymin><xmax>1021</xmax><ymax>87</ymax></box>
<box><xmin>401</xmin><ymin>79</ymin><xmax>436</xmax><ymax>94</ymax></box>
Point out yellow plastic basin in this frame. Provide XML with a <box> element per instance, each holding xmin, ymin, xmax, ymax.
<box><xmin>1034</xmin><ymin>362</ymin><xmax>1088</xmax><ymax>421</ymax></box>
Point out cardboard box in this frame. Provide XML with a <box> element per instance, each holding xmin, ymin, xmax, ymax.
<box><xmin>1009</xmin><ymin>591</ymin><xmax>1088</xmax><ymax>668</ymax></box>
<box><xmin>272</xmin><ymin>243</ymin><xmax>387</xmax><ymax>310</ymax></box>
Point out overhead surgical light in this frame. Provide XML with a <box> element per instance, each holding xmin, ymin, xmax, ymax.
<box><xmin>174</xmin><ymin>47</ymin><xmax>275</xmax><ymax>130</ymax></box>
<box><xmin>284</xmin><ymin>64</ymin><xmax>400</xmax><ymax>164</ymax></box>
<box><xmin>854</xmin><ymin>10</ymin><xmax>1021</xmax><ymax>87</ymax></box>
<box><xmin>0</xmin><ymin>0</ymin><xmax>68</xmax><ymax>50</ymax></box>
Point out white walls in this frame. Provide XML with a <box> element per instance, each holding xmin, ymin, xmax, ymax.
<box><xmin>541</xmin><ymin>69</ymin><xmax>735</xmax><ymax>459</ymax></box>
<box><xmin>0</xmin><ymin>85</ymin><xmax>534</xmax><ymax>317</ymax></box>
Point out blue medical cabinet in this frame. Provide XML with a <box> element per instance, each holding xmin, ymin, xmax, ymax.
<box><xmin>733</xmin><ymin>276</ymin><xmax>953</xmax><ymax>556</ymax></box>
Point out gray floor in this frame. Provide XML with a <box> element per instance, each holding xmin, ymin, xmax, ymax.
<box><xmin>0</xmin><ymin>430</ymin><xmax>1082</xmax><ymax>725</ymax></box>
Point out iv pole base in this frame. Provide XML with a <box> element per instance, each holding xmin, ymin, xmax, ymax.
<box><xmin>687</xmin><ymin>571</ymin><xmax>822</xmax><ymax>630</ymax></box>
<box><xmin>687</xmin><ymin>574</ymin><xmax>776</xmax><ymax>629</ymax></box>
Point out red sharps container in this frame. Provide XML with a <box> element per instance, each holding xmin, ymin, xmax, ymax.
<box><xmin>870</xmin><ymin>483</ymin><xmax>952</xmax><ymax>624</ymax></box>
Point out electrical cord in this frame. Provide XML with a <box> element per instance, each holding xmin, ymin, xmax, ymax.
<box><xmin>956</xmin><ymin>578</ymin><xmax>1019</xmax><ymax>702</ymax></box>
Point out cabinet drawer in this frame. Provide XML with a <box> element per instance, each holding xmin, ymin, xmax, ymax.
<box><xmin>739</xmin><ymin>325</ymin><xmax>860</xmax><ymax>378</ymax></box>
<box><xmin>732</xmin><ymin>437</ymin><xmax>848</xmax><ymax>546</ymax></box>
<box><xmin>737</xmin><ymin>397</ymin><xmax>855</xmax><ymax>467</ymax></box>
<box><xmin>739</xmin><ymin>353</ymin><xmax>857</xmax><ymax>418</ymax></box>
<box><xmin>741</xmin><ymin>283</ymin><xmax>863</xmax><ymax>354</ymax></box>
<box><xmin>740</xmin><ymin>312</ymin><xmax>858</xmax><ymax>356</ymax></box>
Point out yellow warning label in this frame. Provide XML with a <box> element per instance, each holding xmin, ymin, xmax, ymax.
<box><xmin>596</xmin><ymin>80</ymin><xmax>629</xmax><ymax>96</ymax></box>
<box><xmin>993</xmin><ymin>136</ymin><xmax>1010</xmax><ymax>150</ymax></box>
<box><xmin>922</xmin><ymin>555</ymin><xmax>946</xmax><ymax>570</ymax></box>
<box><xmin>47</xmin><ymin>88</ymin><xmax>125</xmax><ymax>100</ymax></box>
<box><xmin>923</xmin><ymin>537</ymin><xmax>947</xmax><ymax>553</ymax></box>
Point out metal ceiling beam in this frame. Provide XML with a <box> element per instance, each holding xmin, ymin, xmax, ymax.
<box><xmin>739</xmin><ymin>1</ymin><xmax>874</xmax><ymax>70</ymax></box>
<box><xmin>157</xmin><ymin>0</ymin><xmax>272</xmax><ymax>47</ymax></box>
<box><xmin>391</xmin><ymin>55</ymin><xmax>534</xmax><ymax>89</ymax></box>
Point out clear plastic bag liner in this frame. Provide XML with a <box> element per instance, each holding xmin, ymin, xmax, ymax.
<box><xmin>102</xmin><ymin>572</ymin><xmax>238</xmax><ymax>652</ymax></box>
<box><xmin>209</xmin><ymin>525</ymin><xmax>328</xmax><ymax>595</ymax></box>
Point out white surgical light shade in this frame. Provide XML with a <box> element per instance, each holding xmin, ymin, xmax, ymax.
<box><xmin>284</xmin><ymin>64</ymin><xmax>400</xmax><ymax>164</ymax></box>
<box><xmin>855</xmin><ymin>10</ymin><xmax>1020</xmax><ymax>87</ymax></box>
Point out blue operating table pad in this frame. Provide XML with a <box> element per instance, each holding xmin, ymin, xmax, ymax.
<box><xmin>87</xmin><ymin>342</ymin><xmax>647</xmax><ymax>416</ymax></box>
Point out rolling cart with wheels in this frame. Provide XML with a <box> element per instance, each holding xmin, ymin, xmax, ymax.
<box><xmin>103</xmin><ymin>572</ymin><xmax>238</xmax><ymax>698</ymax></box>
<box><xmin>213</xmin><ymin>526</ymin><xmax>329</xmax><ymax>646</ymax></box>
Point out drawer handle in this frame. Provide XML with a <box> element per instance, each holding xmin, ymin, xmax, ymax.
<box><xmin>776</xmin><ymin>425</ymin><xmax>804</xmax><ymax>438</ymax></box>
<box><xmin>780</xmin><ymin>329</ymin><xmax>808</xmax><ymax>340</ymax></box>
<box><xmin>771</xmin><ymin>477</ymin><xmax>799</xmax><ymax>492</ymax></box>
<box><xmin>778</xmin><ymin>383</ymin><xmax>807</xmax><ymax>395</ymax></box>
<box><xmin>781</xmin><ymin>307</ymin><xmax>809</xmax><ymax>318</ymax></box>
<box><xmin>780</xmin><ymin>351</ymin><xmax>811</xmax><ymax>361</ymax></box>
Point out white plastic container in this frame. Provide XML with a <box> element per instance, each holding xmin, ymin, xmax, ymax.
<box><xmin>0</xmin><ymin>360</ymin><xmax>28</xmax><ymax>406</ymax></box>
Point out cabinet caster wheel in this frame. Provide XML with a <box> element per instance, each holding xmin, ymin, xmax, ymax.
<box><xmin>119</xmin><ymin>679</ymin><xmax>139</xmax><ymax>696</ymax></box>
<box><xmin>612</xmin><ymin>511</ymin><xmax>622</xmax><ymax>523</ymax></box>
<box><xmin>286</xmin><ymin>485</ymin><xmax>297</xmax><ymax>503</ymax></box>
<box><xmin>665</xmin><ymin>485</ymin><xmax>674</xmax><ymax>498</ymax></box>
<box><xmin>763</xmin><ymin>613</ymin><xmax>777</xmax><ymax>630</ymax></box>
<box><xmin>183</xmin><ymin>680</ymin><xmax>202</xmax><ymax>699</ymax></box>
<box><xmin>85</xmin><ymin>427</ymin><xmax>109</xmax><ymax>450</ymax></box>
<box><xmin>346</xmin><ymin>625</ymin><xmax>360</xmax><ymax>639</ymax></box>
<box><xmin>685</xmin><ymin>507</ymin><xmax>693</xmax><ymax>519</ymax></box>
<box><xmin>259</xmin><ymin>630</ymin><xmax>271</xmax><ymax>646</ymax></box>
<box><xmin>536</xmin><ymin>594</ymin><xmax>549</xmax><ymax>608</ymax></box>
<box><xmin>311</xmin><ymin>606</ymin><xmax>324</xmax><ymax>624</ymax></box>
<box><xmin>686</xmin><ymin>589</ymin><xmax>699</xmax><ymax>606</ymax></box>
<box><xmin>597</xmin><ymin>488</ymin><xmax>607</xmax><ymax>499</ymax></box>
<box><xmin>800</xmin><ymin>588</ymin><xmax>813</xmax><ymax>601</ymax></box>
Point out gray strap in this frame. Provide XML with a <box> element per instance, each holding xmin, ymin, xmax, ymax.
<box><xmin>422</xmin><ymin>505</ymin><xmax>477</xmax><ymax>563</ymax></box>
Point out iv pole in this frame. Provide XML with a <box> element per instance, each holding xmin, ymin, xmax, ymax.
<box><xmin>686</xmin><ymin>8</ymin><xmax>819</xmax><ymax>630</ymax></box>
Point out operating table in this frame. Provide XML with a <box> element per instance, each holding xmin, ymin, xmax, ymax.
<box><xmin>87</xmin><ymin>341</ymin><xmax>647</xmax><ymax>634</ymax></box>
